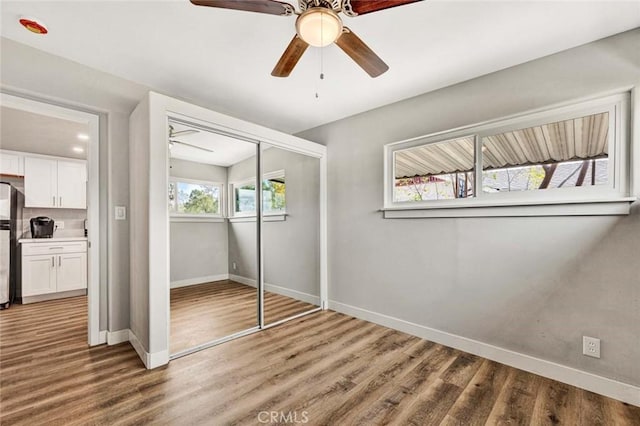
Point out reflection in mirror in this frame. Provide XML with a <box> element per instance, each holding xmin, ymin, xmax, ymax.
<box><xmin>168</xmin><ymin>120</ymin><xmax>258</xmax><ymax>355</ymax></box>
<box><xmin>260</xmin><ymin>144</ymin><xmax>321</xmax><ymax>324</ymax></box>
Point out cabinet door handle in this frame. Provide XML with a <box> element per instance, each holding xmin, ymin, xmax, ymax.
<box><xmin>51</xmin><ymin>256</ymin><xmax>55</xmax><ymax>267</ymax></box>
<box><xmin>53</xmin><ymin>196</ymin><xmax>56</xmax><ymax>206</ymax></box>
<box><xmin>59</xmin><ymin>256</ymin><xmax>62</xmax><ymax>267</ymax></box>
<box><xmin>60</xmin><ymin>197</ymin><xmax>63</xmax><ymax>207</ymax></box>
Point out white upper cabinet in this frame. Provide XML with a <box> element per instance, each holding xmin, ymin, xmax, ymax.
<box><xmin>57</xmin><ymin>161</ymin><xmax>87</xmax><ymax>209</ymax></box>
<box><xmin>24</xmin><ymin>155</ymin><xmax>86</xmax><ymax>209</ymax></box>
<box><xmin>24</xmin><ymin>157</ymin><xmax>58</xmax><ymax>208</ymax></box>
<box><xmin>0</xmin><ymin>151</ymin><xmax>24</xmax><ymax>176</ymax></box>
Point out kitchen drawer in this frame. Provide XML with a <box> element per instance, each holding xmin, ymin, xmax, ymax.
<box><xmin>22</xmin><ymin>241</ymin><xmax>87</xmax><ymax>256</ymax></box>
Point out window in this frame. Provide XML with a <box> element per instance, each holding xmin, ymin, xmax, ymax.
<box><xmin>169</xmin><ymin>178</ymin><xmax>222</xmax><ymax>217</ymax></box>
<box><xmin>481</xmin><ymin>112</ymin><xmax>609</xmax><ymax>194</ymax></box>
<box><xmin>384</xmin><ymin>92</ymin><xmax>631</xmax><ymax>217</ymax></box>
<box><xmin>230</xmin><ymin>170</ymin><xmax>286</xmax><ymax>217</ymax></box>
<box><xmin>394</xmin><ymin>136</ymin><xmax>475</xmax><ymax>201</ymax></box>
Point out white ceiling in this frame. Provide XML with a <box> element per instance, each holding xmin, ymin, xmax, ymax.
<box><xmin>1</xmin><ymin>1</ymin><xmax>638</xmax><ymax>134</ymax></box>
<box><xmin>169</xmin><ymin>121</ymin><xmax>257</xmax><ymax>166</ymax></box>
<box><xmin>0</xmin><ymin>106</ymin><xmax>88</xmax><ymax>159</ymax></box>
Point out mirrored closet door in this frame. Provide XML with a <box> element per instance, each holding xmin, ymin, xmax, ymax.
<box><xmin>168</xmin><ymin>119</ymin><xmax>259</xmax><ymax>355</ymax></box>
<box><xmin>261</xmin><ymin>143</ymin><xmax>321</xmax><ymax>325</ymax></box>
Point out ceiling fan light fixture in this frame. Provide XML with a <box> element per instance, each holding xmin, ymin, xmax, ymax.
<box><xmin>296</xmin><ymin>7</ymin><xmax>342</xmax><ymax>47</ymax></box>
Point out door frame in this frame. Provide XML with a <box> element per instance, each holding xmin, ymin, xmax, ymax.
<box><xmin>0</xmin><ymin>93</ymin><xmax>101</xmax><ymax>346</ymax></box>
<box><xmin>139</xmin><ymin>92</ymin><xmax>327</xmax><ymax>367</ymax></box>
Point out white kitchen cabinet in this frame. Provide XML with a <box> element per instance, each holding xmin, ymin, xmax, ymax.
<box><xmin>21</xmin><ymin>254</ymin><xmax>57</xmax><ymax>296</ymax></box>
<box><xmin>0</xmin><ymin>151</ymin><xmax>24</xmax><ymax>176</ymax></box>
<box><xmin>24</xmin><ymin>157</ymin><xmax>58</xmax><ymax>208</ymax></box>
<box><xmin>56</xmin><ymin>252</ymin><xmax>87</xmax><ymax>292</ymax></box>
<box><xmin>57</xmin><ymin>161</ymin><xmax>87</xmax><ymax>209</ymax></box>
<box><xmin>24</xmin><ymin>156</ymin><xmax>86</xmax><ymax>209</ymax></box>
<box><xmin>21</xmin><ymin>240</ymin><xmax>87</xmax><ymax>301</ymax></box>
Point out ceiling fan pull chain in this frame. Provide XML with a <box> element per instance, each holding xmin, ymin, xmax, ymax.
<box><xmin>320</xmin><ymin>11</ymin><xmax>324</xmax><ymax>81</ymax></box>
<box><xmin>316</xmin><ymin>12</ymin><xmax>325</xmax><ymax>99</ymax></box>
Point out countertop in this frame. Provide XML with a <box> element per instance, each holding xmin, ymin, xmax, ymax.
<box><xmin>19</xmin><ymin>237</ymin><xmax>88</xmax><ymax>244</ymax></box>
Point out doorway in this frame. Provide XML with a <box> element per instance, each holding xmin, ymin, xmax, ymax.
<box><xmin>0</xmin><ymin>93</ymin><xmax>101</xmax><ymax>345</ymax></box>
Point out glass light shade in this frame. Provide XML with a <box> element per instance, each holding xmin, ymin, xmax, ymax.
<box><xmin>296</xmin><ymin>8</ymin><xmax>343</xmax><ymax>47</ymax></box>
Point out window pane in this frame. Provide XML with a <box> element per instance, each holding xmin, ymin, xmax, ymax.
<box><xmin>235</xmin><ymin>183</ymin><xmax>256</xmax><ymax>214</ymax></box>
<box><xmin>394</xmin><ymin>137</ymin><xmax>475</xmax><ymax>201</ymax></box>
<box><xmin>173</xmin><ymin>182</ymin><xmax>220</xmax><ymax>215</ymax></box>
<box><xmin>482</xmin><ymin>112</ymin><xmax>609</xmax><ymax>193</ymax></box>
<box><xmin>234</xmin><ymin>177</ymin><xmax>286</xmax><ymax>215</ymax></box>
<box><xmin>168</xmin><ymin>182</ymin><xmax>177</xmax><ymax>211</ymax></box>
<box><xmin>263</xmin><ymin>178</ymin><xmax>286</xmax><ymax>213</ymax></box>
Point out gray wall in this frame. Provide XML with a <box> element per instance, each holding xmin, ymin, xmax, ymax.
<box><xmin>169</xmin><ymin>158</ymin><xmax>229</xmax><ymax>284</ymax></box>
<box><xmin>1</xmin><ymin>37</ymin><xmax>149</xmax><ymax>332</ymax></box>
<box><xmin>298</xmin><ymin>29</ymin><xmax>640</xmax><ymax>386</ymax></box>
<box><xmin>227</xmin><ymin>147</ymin><xmax>321</xmax><ymax>299</ymax></box>
<box><xmin>128</xmin><ymin>97</ymin><xmax>150</xmax><ymax>349</ymax></box>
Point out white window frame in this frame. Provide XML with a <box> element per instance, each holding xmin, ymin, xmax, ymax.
<box><xmin>229</xmin><ymin>170</ymin><xmax>286</xmax><ymax>220</ymax></box>
<box><xmin>383</xmin><ymin>91</ymin><xmax>634</xmax><ymax>218</ymax></box>
<box><xmin>169</xmin><ymin>177</ymin><xmax>224</xmax><ymax>222</ymax></box>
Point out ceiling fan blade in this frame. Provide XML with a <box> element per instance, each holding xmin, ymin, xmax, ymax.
<box><xmin>271</xmin><ymin>35</ymin><xmax>309</xmax><ymax>77</ymax></box>
<box><xmin>171</xmin><ymin>129</ymin><xmax>200</xmax><ymax>137</ymax></box>
<box><xmin>190</xmin><ymin>0</ymin><xmax>294</xmax><ymax>16</ymax></box>
<box><xmin>343</xmin><ymin>0</ymin><xmax>421</xmax><ymax>16</ymax></box>
<box><xmin>169</xmin><ymin>139</ymin><xmax>215</xmax><ymax>153</ymax></box>
<box><xmin>335</xmin><ymin>27</ymin><xmax>389</xmax><ymax>78</ymax></box>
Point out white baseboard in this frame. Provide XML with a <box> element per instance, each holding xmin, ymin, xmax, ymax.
<box><xmin>170</xmin><ymin>274</ymin><xmax>229</xmax><ymax>289</ymax></box>
<box><xmin>107</xmin><ymin>329</ymin><xmax>130</xmax><ymax>345</ymax></box>
<box><xmin>229</xmin><ymin>274</ymin><xmax>255</xmax><ymax>287</ymax></box>
<box><xmin>264</xmin><ymin>283</ymin><xmax>320</xmax><ymax>306</ymax></box>
<box><xmin>329</xmin><ymin>300</ymin><xmax>640</xmax><ymax>407</ymax></box>
<box><xmin>128</xmin><ymin>329</ymin><xmax>148</xmax><ymax>367</ymax></box>
<box><xmin>148</xmin><ymin>349</ymin><xmax>170</xmax><ymax>369</ymax></box>
<box><xmin>228</xmin><ymin>274</ymin><xmax>320</xmax><ymax>305</ymax></box>
<box><xmin>93</xmin><ymin>330</ymin><xmax>107</xmax><ymax>346</ymax></box>
<box><xmin>128</xmin><ymin>330</ymin><xmax>169</xmax><ymax>369</ymax></box>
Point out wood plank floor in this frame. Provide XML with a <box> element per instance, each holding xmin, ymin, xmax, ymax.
<box><xmin>1</xmin><ymin>296</ymin><xmax>639</xmax><ymax>425</ymax></box>
<box><xmin>170</xmin><ymin>280</ymin><xmax>317</xmax><ymax>354</ymax></box>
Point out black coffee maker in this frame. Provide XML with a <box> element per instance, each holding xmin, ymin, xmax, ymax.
<box><xmin>30</xmin><ymin>217</ymin><xmax>55</xmax><ymax>238</ymax></box>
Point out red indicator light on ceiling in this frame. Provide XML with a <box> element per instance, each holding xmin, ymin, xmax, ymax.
<box><xmin>19</xmin><ymin>18</ymin><xmax>48</xmax><ymax>34</ymax></box>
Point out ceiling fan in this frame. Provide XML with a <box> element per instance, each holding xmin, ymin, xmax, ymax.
<box><xmin>168</xmin><ymin>125</ymin><xmax>214</xmax><ymax>153</ymax></box>
<box><xmin>190</xmin><ymin>0</ymin><xmax>420</xmax><ymax>77</ymax></box>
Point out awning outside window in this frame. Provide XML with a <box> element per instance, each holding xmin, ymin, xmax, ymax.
<box><xmin>394</xmin><ymin>112</ymin><xmax>609</xmax><ymax>179</ymax></box>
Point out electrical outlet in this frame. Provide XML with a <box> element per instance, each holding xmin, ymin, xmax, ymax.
<box><xmin>57</xmin><ymin>221</ymin><xmax>65</xmax><ymax>229</ymax></box>
<box><xmin>232</xmin><ymin>262</ymin><xmax>237</xmax><ymax>271</ymax></box>
<box><xmin>583</xmin><ymin>336</ymin><xmax>601</xmax><ymax>358</ymax></box>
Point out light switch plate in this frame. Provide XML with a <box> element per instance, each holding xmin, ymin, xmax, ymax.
<box><xmin>56</xmin><ymin>221</ymin><xmax>65</xmax><ymax>229</ymax></box>
<box><xmin>115</xmin><ymin>206</ymin><xmax>127</xmax><ymax>221</ymax></box>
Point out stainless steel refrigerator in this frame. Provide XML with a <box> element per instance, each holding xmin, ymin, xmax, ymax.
<box><xmin>0</xmin><ymin>182</ymin><xmax>17</xmax><ymax>309</ymax></box>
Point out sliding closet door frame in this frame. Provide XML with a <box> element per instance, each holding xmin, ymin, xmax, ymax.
<box><xmin>145</xmin><ymin>92</ymin><xmax>326</xmax><ymax>367</ymax></box>
<box><xmin>259</xmin><ymin>143</ymin><xmax>324</xmax><ymax>328</ymax></box>
<box><xmin>167</xmin><ymin>116</ymin><xmax>263</xmax><ymax>359</ymax></box>
<box><xmin>256</xmin><ymin>144</ymin><xmax>264</xmax><ymax>328</ymax></box>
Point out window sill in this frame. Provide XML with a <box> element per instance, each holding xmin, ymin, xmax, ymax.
<box><xmin>170</xmin><ymin>216</ymin><xmax>225</xmax><ymax>223</ymax></box>
<box><xmin>381</xmin><ymin>197</ymin><xmax>636</xmax><ymax>218</ymax></box>
<box><xmin>229</xmin><ymin>214</ymin><xmax>287</xmax><ymax>223</ymax></box>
